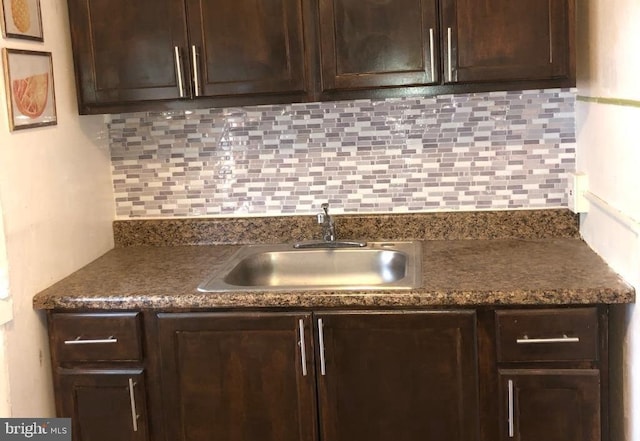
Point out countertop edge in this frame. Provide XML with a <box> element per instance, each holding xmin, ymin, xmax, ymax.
<box><xmin>33</xmin><ymin>288</ymin><xmax>636</xmax><ymax>311</ymax></box>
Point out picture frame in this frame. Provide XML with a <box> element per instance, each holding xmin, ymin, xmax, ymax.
<box><xmin>2</xmin><ymin>48</ymin><xmax>56</xmax><ymax>131</ymax></box>
<box><xmin>0</xmin><ymin>0</ymin><xmax>43</xmax><ymax>41</ymax></box>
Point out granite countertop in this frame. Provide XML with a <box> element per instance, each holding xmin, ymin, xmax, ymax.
<box><xmin>33</xmin><ymin>238</ymin><xmax>635</xmax><ymax>310</ymax></box>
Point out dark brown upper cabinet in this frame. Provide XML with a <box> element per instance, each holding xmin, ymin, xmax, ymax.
<box><xmin>67</xmin><ymin>0</ymin><xmax>575</xmax><ymax>114</ymax></box>
<box><xmin>317</xmin><ymin>0</ymin><xmax>439</xmax><ymax>95</ymax></box>
<box><xmin>67</xmin><ymin>0</ymin><xmax>189</xmax><ymax>113</ymax></box>
<box><xmin>440</xmin><ymin>0</ymin><xmax>575</xmax><ymax>84</ymax></box>
<box><xmin>68</xmin><ymin>0</ymin><xmax>311</xmax><ymax>114</ymax></box>
<box><xmin>184</xmin><ymin>0</ymin><xmax>310</xmax><ymax>102</ymax></box>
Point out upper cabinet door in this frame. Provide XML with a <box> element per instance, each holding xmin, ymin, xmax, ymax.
<box><xmin>68</xmin><ymin>0</ymin><xmax>189</xmax><ymax>113</ymax></box>
<box><xmin>185</xmin><ymin>0</ymin><xmax>309</xmax><ymax>99</ymax></box>
<box><xmin>441</xmin><ymin>0</ymin><xmax>574</xmax><ymax>84</ymax></box>
<box><xmin>318</xmin><ymin>0</ymin><xmax>439</xmax><ymax>92</ymax></box>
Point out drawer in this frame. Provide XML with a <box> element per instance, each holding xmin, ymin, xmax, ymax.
<box><xmin>495</xmin><ymin>308</ymin><xmax>599</xmax><ymax>363</ymax></box>
<box><xmin>49</xmin><ymin>312</ymin><xmax>143</xmax><ymax>363</ymax></box>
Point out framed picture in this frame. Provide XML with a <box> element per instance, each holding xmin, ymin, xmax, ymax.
<box><xmin>2</xmin><ymin>48</ymin><xmax>56</xmax><ymax>131</ymax></box>
<box><xmin>1</xmin><ymin>0</ymin><xmax>43</xmax><ymax>41</ymax></box>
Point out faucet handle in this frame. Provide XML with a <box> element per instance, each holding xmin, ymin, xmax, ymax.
<box><xmin>318</xmin><ymin>203</ymin><xmax>330</xmax><ymax>224</ymax></box>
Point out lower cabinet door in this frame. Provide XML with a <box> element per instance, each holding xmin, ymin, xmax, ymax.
<box><xmin>315</xmin><ymin>310</ymin><xmax>480</xmax><ymax>441</ymax></box>
<box><xmin>499</xmin><ymin>370</ymin><xmax>600</xmax><ymax>441</ymax></box>
<box><xmin>57</xmin><ymin>370</ymin><xmax>148</xmax><ymax>441</ymax></box>
<box><xmin>156</xmin><ymin>312</ymin><xmax>317</xmax><ymax>441</ymax></box>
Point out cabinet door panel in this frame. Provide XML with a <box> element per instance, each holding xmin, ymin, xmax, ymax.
<box><xmin>157</xmin><ymin>312</ymin><xmax>316</xmax><ymax>441</ymax></box>
<box><xmin>186</xmin><ymin>0</ymin><xmax>308</xmax><ymax>97</ymax></box>
<box><xmin>68</xmin><ymin>0</ymin><xmax>188</xmax><ymax>108</ymax></box>
<box><xmin>441</xmin><ymin>0</ymin><xmax>573</xmax><ymax>83</ymax></box>
<box><xmin>318</xmin><ymin>0</ymin><xmax>438</xmax><ymax>91</ymax></box>
<box><xmin>316</xmin><ymin>311</ymin><xmax>479</xmax><ymax>441</ymax></box>
<box><xmin>57</xmin><ymin>370</ymin><xmax>148</xmax><ymax>441</ymax></box>
<box><xmin>499</xmin><ymin>370</ymin><xmax>600</xmax><ymax>441</ymax></box>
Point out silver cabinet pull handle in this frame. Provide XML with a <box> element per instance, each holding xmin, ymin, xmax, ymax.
<box><xmin>298</xmin><ymin>319</ymin><xmax>308</xmax><ymax>376</ymax></box>
<box><xmin>64</xmin><ymin>336</ymin><xmax>117</xmax><ymax>345</ymax></box>
<box><xmin>516</xmin><ymin>335</ymin><xmax>580</xmax><ymax>344</ymax></box>
<box><xmin>447</xmin><ymin>27</ymin><xmax>453</xmax><ymax>82</ymax></box>
<box><xmin>507</xmin><ymin>379</ymin><xmax>514</xmax><ymax>438</ymax></box>
<box><xmin>128</xmin><ymin>378</ymin><xmax>139</xmax><ymax>432</ymax></box>
<box><xmin>191</xmin><ymin>45</ymin><xmax>202</xmax><ymax>97</ymax></box>
<box><xmin>549</xmin><ymin>13</ymin><xmax>553</xmax><ymax>63</ymax></box>
<box><xmin>318</xmin><ymin>318</ymin><xmax>326</xmax><ymax>376</ymax></box>
<box><xmin>174</xmin><ymin>46</ymin><xmax>186</xmax><ymax>98</ymax></box>
<box><xmin>429</xmin><ymin>28</ymin><xmax>435</xmax><ymax>81</ymax></box>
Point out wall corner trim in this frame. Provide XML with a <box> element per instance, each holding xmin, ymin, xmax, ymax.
<box><xmin>576</xmin><ymin>95</ymin><xmax>640</xmax><ymax>109</ymax></box>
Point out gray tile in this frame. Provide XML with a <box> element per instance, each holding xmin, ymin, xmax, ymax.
<box><xmin>109</xmin><ymin>88</ymin><xmax>576</xmax><ymax>217</ymax></box>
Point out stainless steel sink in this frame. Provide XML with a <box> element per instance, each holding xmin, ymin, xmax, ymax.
<box><xmin>198</xmin><ymin>241</ymin><xmax>422</xmax><ymax>292</ymax></box>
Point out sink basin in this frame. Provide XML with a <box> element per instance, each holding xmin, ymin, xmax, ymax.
<box><xmin>198</xmin><ymin>241</ymin><xmax>422</xmax><ymax>292</ymax></box>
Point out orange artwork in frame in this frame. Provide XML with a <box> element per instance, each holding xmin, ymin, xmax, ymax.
<box><xmin>0</xmin><ymin>0</ymin><xmax>43</xmax><ymax>41</ymax></box>
<box><xmin>2</xmin><ymin>48</ymin><xmax>57</xmax><ymax>131</ymax></box>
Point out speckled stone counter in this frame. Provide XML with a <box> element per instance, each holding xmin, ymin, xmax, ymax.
<box><xmin>113</xmin><ymin>209</ymin><xmax>580</xmax><ymax>247</ymax></box>
<box><xmin>33</xmin><ymin>238</ymin><xmax>635</xmax><ymax>310</ymax></box>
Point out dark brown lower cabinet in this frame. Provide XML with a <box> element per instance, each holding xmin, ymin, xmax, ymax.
<box><xmin>315</xmin><ymin>311</ymin><xmax>479</xmax><ymax>441</ymax></box>
<box><xmin>47</xmin><ymin>307</ymin><xmax>609</xmax><ymax>441</ymax></box>
<box><xmin>57</xmin><ymin>370</ymin><xmax>149</xmax><ymax>441</ymax></box>
<box><xmin>498</xmin><ymin>370</ymin><xmax>601</xmax><ymax>441</ymax></box>
<box><xmin>155</xmin><ymin>310</ymin><xmax>479</xmax><ymax>441</ymax></box>
<box><xmin>156</xmin><ymin>312</ymin><xmax>318</xmax><ymax>441</ymax></box>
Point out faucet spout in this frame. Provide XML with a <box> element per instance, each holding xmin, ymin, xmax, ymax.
<box><xmin>293</xmin><ymin>203</ymin><xmax>367</xmax><ymax>249</ymax></box>
<box><xmin>318</xmin><ymin>203</ymin><xmax>336</xmax><ymax>242</ymax></box>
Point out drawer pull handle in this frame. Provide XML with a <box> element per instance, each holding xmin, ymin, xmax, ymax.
<box><xmin>447</xmin><ymin>27</ymin><xmax>453</xmax><ymax>82</ymax></box>
<box><xmin>191</xmin><ymin>45</ymin><xmax>202</xmax><ymax>97</ymax></box>
<box><xmin>429</xmin><ymin>28</ymin><xmax>435</xmax><ymax>81</ymax></box>
<box><xmin>318</xmin><ymin>318</ymin><xmax>326</xmax><ymax>376</ymax></box>
<box><xmin>516</xmin><ymin>335</ymin><xmax>580</xmax><ymax>344</ymax></box>
<box><xmin>128</xmin><ymin>378</ymin><xmax>139</xmax><ymax>432</ymax></box>
<box><xmin>174</xmin><ymin>46</ymin><xmax>186</xmax><ymax>98</ymax></box>
<box><xmin>298</xmin><ymin>319</ymin><xmax>308</xmax><ymax>377</ymax></box>
<box><xmin>507</xmin><ymin>379</ymin><xmax>514</xmax><ymax>437</ymax></box>
<box><xmin>64</xmin><ymin>336</ymin><xmax>118</xmax><ymax>345</ymax></box>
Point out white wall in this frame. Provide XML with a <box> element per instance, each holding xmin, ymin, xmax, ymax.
<box><xmin>0</xmin><ymin>1</ymin><xmax>114</xmax><ymax>415</ymax></box>
<box><xmin>576</xmin><ymin>0</ymin><xmax>640</xmax><ymax>439</ymax></box>
<box><xmin>0</xmin><ymin>204</ymin><xmax>12</xmax><ymax>416</ymax></box>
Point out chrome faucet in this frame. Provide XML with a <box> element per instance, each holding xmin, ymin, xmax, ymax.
<box><xmin>317</xmin><ymin>203</ymin><xmax>336</xmax><ymax>242</ymax></box>
<box><xmin>293</xmin><ymin>203</ymin><xmax>366</xmax><ymax>249</ymax></box>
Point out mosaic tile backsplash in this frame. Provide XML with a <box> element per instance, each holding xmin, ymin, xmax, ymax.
<box><xmin>109</xmin><ymin>88</ymin><xmax>576</xmax><ymax>218</ymax></box>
